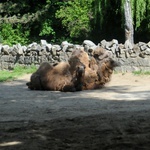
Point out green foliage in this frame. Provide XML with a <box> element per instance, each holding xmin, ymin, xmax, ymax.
<box><xmin>133</xmin><ymin>70</ymin><xmax>150</xmax><ymax>75</ymax></box>
<box><xmin>131</xmin><ymin>0</ymin><xmax>147</xmax><ymax>30</ymax></box>
<box><xmin>0</xmin><ymin>35</ymin><xmax>3</xmax><ymax>43</ymax></box>
<box><xmin>121</xmin><ymin>0</ymin><xmax>149</xmax><ymax>31</ymax></box>
<box><xmin>0</xmin><ymin>64</ymin><xmax>37</xmax><ymax>82</ymax></box>
<box><xmin>93</xmin><ymin>0</ymin><xmax>108</xmax><ymax>29</ymax></box>
<box><xmin>0</xmin><ymin>23</ymin><xmax>30</xmax><ymax>46</ymax></box>
<box><xmin>39</xmin><ymin>19</ymin><xmax>55</xmax><ymax>37</ymax></box>
<box><xmin>0</xmin><ymin>0</ymin><xmax>149</xmax><ymax>44</ymax></box>
<box><xmin>56</xmin><ymin>0</ymin><xmax>93</xmax><ymax>39</ymax></box>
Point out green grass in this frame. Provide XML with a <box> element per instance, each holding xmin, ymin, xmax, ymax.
<box><xmin>0</xmin><ymin>64</ymin><xmax>37</xmax><ymax>82</ymax></box>
<box><xmin>133</xmin><ymin>70</ymin><xmax>150</xmax><ymax>75</ymax></box>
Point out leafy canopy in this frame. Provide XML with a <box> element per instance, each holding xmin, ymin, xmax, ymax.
<box><xmin>0</xmin><ymin>23</ymin><xmax>29</xmax><ymax>46</ymax></box>
<box><xmin>56</xmin><ymin>0</ymin><xmax>93</xmax><ymax>39</ymax></box>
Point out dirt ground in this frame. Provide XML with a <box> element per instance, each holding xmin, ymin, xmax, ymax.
<box><xmin>0</xmin><ymin>73</ymin><xmax>150</xmax><ymax>150</ymax></box>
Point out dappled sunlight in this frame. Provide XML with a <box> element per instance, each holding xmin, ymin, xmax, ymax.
<box><xmin>0</xmin><ymin>74</ymin><xmax>150</xmax><ymax>150</ymax></box>
<box><xmin>0</xmin><ymin>72</ymin><xmax>150</xmax><ymax>123</ymax></box>
<box><xmin>76</xmin><ymin>85</ymin><xmax>150</xmax><ymax>101</ymax></box>
<box><xmin>59</xmin><ymin>95</ymin><xmax>81</xmax><ymax>99</ymax></box>
<box><xmin>0</xmin><ymin>141</ymin><xmax>23</xmax><ymax>147</ymax></box>
<box><xmin>10</xmin><ymin>100</ymin><xmax>17</xmax><ymax>102</ymax></box>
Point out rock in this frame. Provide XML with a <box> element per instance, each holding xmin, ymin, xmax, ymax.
<box><xmin>36</xmin><ymin>45</ymin><xmax>43</xmax><ymax>52</ymax></box>
<box><xmin>140</xmin><ymin>44</ymin><xmax>148</xmax><ymax>51</ymax></box>
<box><xmin>31</xmin><ymin>51</ymin><xmax>38</xmax><ymax>56</ymax></box>
<box><xmin>27</xmin><ymin>42</ymin><xmax>38</xmax><ymax>52</ymax></box>
<box><xmin>133</xmin><ymin>44</ymin><xmax>141</xmax><ymax>55</ymax></box>
<box><xmin>118</xmin><ymin>43</ymin><xmax>124</xmax><ymax>50</ymax></box>
<box><xmin>100</xmin><ymin>40</ymin><xmax>107</xmax><ymax>48</ymax></box>
<box><xmin>18</xmin><ymin>56</ymin><xmax>25</xmax><ymax>64</ymax></box>
<box><xmin>130</xmin><ymin>53</ymin><xmax>137</xmax><ymax>58</ymax></box>
<box><xmin>9</xmin><ymin>56</ymin><xmax>15</xmax><ymax>63</ymax></box>
<box><xmin>124</xmin><ymin>49</ymin><xmax>130</xmax><ymax>58</ymax></box>
<box><xmin>1</xmin><ymin>55</ymin><xmax>10</xmax><ymax>62</ymax></box>
<box><xmin>118</xmin><ymin>49</ymin><xmax>126</xmax><ymax>58</ymax></box>
<box><xmin>61</xmin><ymin>41</ymin><xmax>69</xmax><ymax>47</ymax></box>
<box><xmin>83</xmin><ymin>40</ymin><xmax>96</xmax><ymax>47</ymax></box>
<box><xmin>61</xmin><ymin>41</ymin><xmax>73</xmax><ymax>52</ymax></box>
<box><xmin>46</xmin><ymin>44</ymin><xmax>52</xmax><ymax>52</ymax></box>
<box><xmin>40</xmin><ymin>39</ymin><xmax>47</xmax><ymax>46</ymax></box>
<box><xmin>66</xmin><ymin>47</ymin><xmax>74</xmax><ymax>52</ymax></box>
<box><xmin>74</xmin><ymin>44</ymin><xmax>81</xmax><ymax>49</ymax></box>
<box><xmin>89</xmin><ymin>45</ymin><xmax>97</xmax><ymax>52</ymax></box>
<box><xmin>84</xmin><ymin>45</ymin><xmax>89</xmax><ymax>53</ymax></box>
<box><xmin>59</xmin><ymin>51</ymin><xmax>68</xmax><ymax>61</ymax></box>
<box><xmin>105</xmin><ymin>42</ymin><xmax>111</xmax><ymax>50</ymax></box>
<box><xmin>13</xmin><ymin>43</ymin><xmax>23</xmax><ymax>55</ymax></box>
<box><xmin>9</xmin><ymin>47</ymin><xmax>17</xmax><ymax>56</ymax></box>
<box><xmin>138</xmin><ymin>42</ymin><xmax>146</xmax><ymax>47</ymax></box>
<box><xmin>52</xmin><ymin>45</ymin><xmax>61</xmax><ymax>52</ymax></box>
<box><xmin>51</xmin><ymin>45</ymin><xmax>59</xmax><ymax>56</ymax></box>
<box><xmin>53</xmin><ymin>55</ymin><xmax>59</xmax><ymax>61</ymax></box>
<box><xmin>22</xmin><ymin>46</ymin><xmax>27</xmax><ymax>52</ymax></box>
<box><xmin>0</xmin><ymin>45</ymin><xmax>2</xmax><ymax>53</ymax></box>
<box><xmin>0</xmin><ymin>39</ymin><xmax>150</xmax><ymax>72</ymax></box>
<box><xmin>147</xmin><ymin>41</ymin><xmax>150</xmax><ymax>48</ymax></box>
<box><xmin>27</xmin><ymin>44</ymin><xmax>42</xmax><ymax>56</ymax></box>
<box><xmin>139</xmin><ymin>52</ymin><xmax>145</xmax><ymax>58</ymax></box>
<box><xmin>87</xmin><ymin>46</ymin><xmax>97</xmax><ymax>56</ymax></box>
<box><xmin>100</xmin><ymin>39</ymin><xmax>118</xmax><ymax>51</ymax></box>
<box><xmin>66</xmin><ymin>51</ymin><xmax>72</xmax><ymax>58</ymax></box>
<box><xmin>28</xmin><ymin>42</ymin><xmax>38</xmax><ymax>48</ymax></box>
<box><xmin>112</xmin><ymin>39</ymin><xmax>118</xmax><ymax>45</ymax></box>
<box><xmin>2</xmin><ymin>45</ymin><xmax>10</xmax><ymax>55</ymax></box>
<box><xmin>62</xmin><ymin>44</ymin><xmax>68</xmax><ymax>52</ymax></box>
<box><xmin>144</xmin><ymin>48</ymin><xmax>150</xmax><ymax>55</ymax></box>
<box><xmin>110</xmin><ymin>46</ymin><xmax>116</xmax><ymax>54</ymax></box>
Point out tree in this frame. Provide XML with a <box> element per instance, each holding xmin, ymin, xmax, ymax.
<box><xmin>92</xmin><ymin>0</ymin><xmax>149</xmax><ymax>43</ymax></box>
<box><xmin>55</xmin><ymin>0</ymin><xmax>93</xmax><ymax>42</ymax></box>
<box><xmin>0</xmin><ymin>0</ymin><xmax>149</xmax><ymax>45</ymax></box>
<box><xmin>0</xmin><ymin>0</ymin><xmax>59</xmax><ymax>44</ymax></box>
<box><xmin>124</xmin><ymin>0</ymin><xmax>134</xmax><ymax>44</ymax></box>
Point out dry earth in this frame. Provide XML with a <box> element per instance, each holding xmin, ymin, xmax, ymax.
<box><xmin>0</xmin><ymin>73</ymin><xmax>150</xmax><ymax>150</ymax></box>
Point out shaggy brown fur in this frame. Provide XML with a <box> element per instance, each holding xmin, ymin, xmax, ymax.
<box><xmin>26</xmin><ymin>61</ymin><xmax>85</xmax><ymax>92</ymax></box>
<box><xmin>26</xmin><ymin>62</ymin><xmax>53</xmax><ymax>90</ymax></box>
<box><xmin>41</xmin><ymin>62</ymin><xmax>74</xmax><ymax>91</ymax></box>
<box><xmin>96</xmin><ymin>58</ymin><xmax>118</xmax><ymax>85</ymax></box>
<box><xmin>70</xmin><ymin>47</ymin><xmax>118</xmax><ymax>90</ymax></box>
<box><xmin>27</xmin><ymin>46</ymin><xmax>118</xmax><ymax>92</ymax></box>
<box><xmin>70</xmin><ymin>48</ymin><xmax>100</xmax><ymax>90</ymax></box>
<box><xmin>89</xmin><ymin>57</ymin><xmax>99</xmax><ymax>71</ymax></box>
<box><xmin>90</xmin><ymin>47</ymin><xmax>118</xmax><ymax>86</ymax></box>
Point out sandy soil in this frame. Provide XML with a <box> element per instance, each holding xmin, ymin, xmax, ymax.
<box><xmin>0</xmin><ymin>73</ymin><xmax>150</xmax><ymax>150</ymax></box>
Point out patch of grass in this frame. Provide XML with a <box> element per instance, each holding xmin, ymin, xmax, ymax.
<box><xmin>133</xmin><ymin>70</ymin><xmax>150</xmax><ymax>75</ymax></box>
<box><xmin>0</xmin><ymin>64</ymin><xmax>37</xmax><ymax>82</ymax></box>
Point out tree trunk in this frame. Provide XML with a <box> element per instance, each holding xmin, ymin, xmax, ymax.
<box><xmin>124</xmin><ymin>0</ymin><xmax>134</xmax><ymax>44</ymax></box>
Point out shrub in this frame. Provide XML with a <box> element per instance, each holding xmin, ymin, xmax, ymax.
<box><xmin>0</xmin><ymin>23</ymin><xmax>30</xmax><ymax>46</ymax></box>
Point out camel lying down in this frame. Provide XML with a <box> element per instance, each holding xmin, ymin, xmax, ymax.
<box><xmin>26</xmin><ymin>60</ymin><xmax>86</xmax><ymax>92</ymax></box>
<box><xmin>26</xmin><ymin>47</ymin><xmax>118</xmax><ymax>92</ymax></box>
<box><xmin>68</xmin><ymin>47</ymin><xmax>119</xmax><ymax>90</ymax></box>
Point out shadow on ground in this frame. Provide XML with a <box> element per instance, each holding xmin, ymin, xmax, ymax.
<box><xmin>0</xmin><ymin>76</ymin><xmax>150</xmax><ymax>150</ymax></box>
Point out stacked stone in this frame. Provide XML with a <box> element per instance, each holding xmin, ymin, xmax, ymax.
<box><xmin>82</xmin><ymin>39</ymin><xmax>150</xmax><ymax>72</ymax></box>
<box><xmin>0</xmin><ymin>40</ymin><xmax>74</xmax><ymax>69</ymax></box>
<box><xmin>0</xmin><ymin>39</ymin><xmax>150</xmax><ymax>72</ymax></box>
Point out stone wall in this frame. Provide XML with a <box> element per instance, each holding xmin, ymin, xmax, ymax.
<box><xmin>0</xmin><ymin>39</ymin><xmax>150</xmax><ymax>72</ymax></box>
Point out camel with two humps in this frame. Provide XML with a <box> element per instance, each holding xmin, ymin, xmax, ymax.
<box><xmin>26</xmin><ymin>46</ymin><xmax>118</xmax><ymax>91</ymax></box>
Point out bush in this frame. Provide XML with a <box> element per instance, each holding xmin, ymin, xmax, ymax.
<box><xmin>0</xmin><ymin>23</ymin><xmax>30</xmax><ymax>46</ymax></box>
